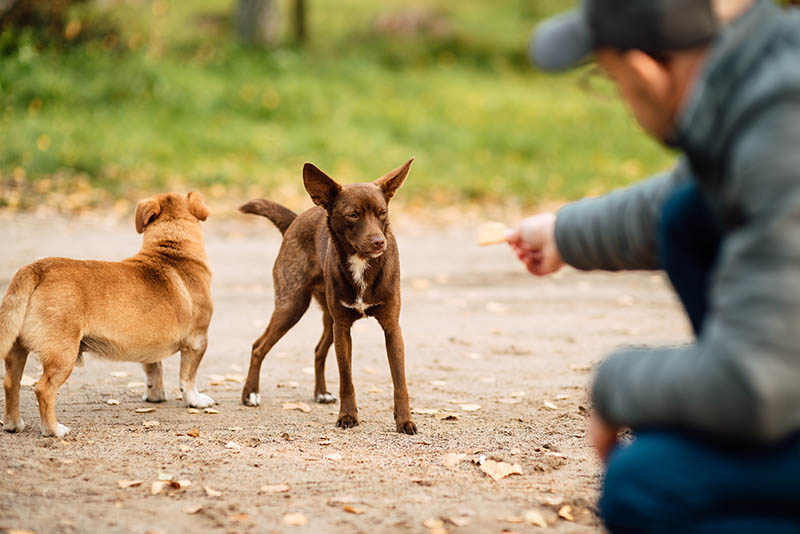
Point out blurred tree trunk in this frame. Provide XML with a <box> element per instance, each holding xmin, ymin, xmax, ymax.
<box><xmin>293</xmin><ymin>0</ymin><xmax>306</xmax><ymax>43</ymax></box>
<box><xmin>236</xmin><ymin>0</ymin><xmax>279</xmax><ymax>46</ymax></box>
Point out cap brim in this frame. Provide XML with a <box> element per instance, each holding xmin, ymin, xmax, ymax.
<box><xmin>529</xmin><ymin>10</ymin><xmax>593</xmax><ymax>72</ymax></box>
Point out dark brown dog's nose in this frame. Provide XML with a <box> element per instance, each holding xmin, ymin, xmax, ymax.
<box><xmin>371</xmin><ymin>236</ymin><xmax>386</xmax><ymax>251</ymax></box>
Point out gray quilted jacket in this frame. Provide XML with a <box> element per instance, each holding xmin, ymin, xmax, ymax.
<box><xmin>554</xmin><ymin>0</ymin><xmax>800</xmax><ymax>443</ymax></box>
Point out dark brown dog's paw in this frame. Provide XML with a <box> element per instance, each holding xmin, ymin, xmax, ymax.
<box><xmin>241</xmin><ymin>390</ymin><xmax>261</xmax><ymax>407</ymax></box>
<box><xmin>315</xmin><ymin>392</ymin><xmax>337</xmax><ymax>404</ymax></box>
<box><xmin>397</xmin><ymin>420</ymin><xmax>418</xmax><ymax>435</ymax></box>
<box><xmin>336</xmin><ymin>414</ymin><xmax>359</xmax><ymax>429</ymax></box>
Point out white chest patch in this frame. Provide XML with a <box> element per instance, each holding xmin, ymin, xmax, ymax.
<box><xmin>342</xmin><ymin>255</ymin><xmax>373</xmax><ymax>315</ymax></box>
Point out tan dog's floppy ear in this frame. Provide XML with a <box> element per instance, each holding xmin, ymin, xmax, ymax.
<box><xmin>303</xmin><ymin>163</ymin><xmax>342</xmax><ymax>210</ymax></box>
<box><xmin>375</xmin><ymin>157</ymin><xmax>413</xmax><ymax>202</ymax></box>
<box><xmin>187</xmin><ymin>191</ymin><xmax>210</xmax><ymax>222</ymax></box>
<box><xmin>135</xmin><ymin>198</ymin><xmax>161</xmax><ymax>234</ymax></box>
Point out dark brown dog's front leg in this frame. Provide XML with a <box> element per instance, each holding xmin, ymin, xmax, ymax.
<box><xmin>377</xmin><ymin>316</ymin><xmax>416</xmax><ymax>435</ymax></box>
<box><xmin>333</xmin><ymin>320</ymin><xmax>358</xmax><ymax>429</ymax></box>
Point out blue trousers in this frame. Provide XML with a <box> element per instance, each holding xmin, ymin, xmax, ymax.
<box><xmin>599</xmin><ymin>182</ymin><xmax>800</xmax><ymax>533</ymax></box>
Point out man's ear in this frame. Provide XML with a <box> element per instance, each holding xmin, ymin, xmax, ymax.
<box><xmin>374</xmin><ymin>158</ymin><xmax>413</xmax><ymax>202</ymax></box>
<box><xmin>303</xmin><ymin>163</ymin><xmax>342</xmax><ymax>210</ymax></box>
<box><xmin>135</xmin><ymin>198</ymin><xmax>161</xmax><ymax>234</ymax></box>
<box><xmin>624</xmin><ymin>50</ymin><xmax>671</xmax><ymax>102</ymax></box>
<box><xmin>187</xmin><ymin>191</ymin><xmax>210</xmax><ymax>222</ymax></box>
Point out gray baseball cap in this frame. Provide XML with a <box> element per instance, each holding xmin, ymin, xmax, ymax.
<box><xmin>531</xmin><ymin>0</ymin><xmax>721</xmax><ymax>71</ymax></box>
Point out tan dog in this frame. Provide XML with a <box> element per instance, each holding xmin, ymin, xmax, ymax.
<box><xmin>1</xmin><ymin>192</ymin><xmax>214</xmax><ymax>437</ymax></box>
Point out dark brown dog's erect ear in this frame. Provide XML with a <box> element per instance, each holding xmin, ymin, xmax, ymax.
<box><xmin>375</xmin><ymin>157</ymin><xmax>413</xmax><ymax>202</ymax></box>
<box><xmin>187</xmin><ymin>191</ymin><xmax>210</xmax><ymax>222</ymax></box>
<box><xmin>303</xmin><ymin>163</ymin><xmax>342</xmax><ymax>210</ymax></box>
<box><xmin>135</xmin><ymin>198</ymin><xmax>162</xmax><ymax>234</ymax></box>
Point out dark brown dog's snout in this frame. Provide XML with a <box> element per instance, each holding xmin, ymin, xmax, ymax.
<box><xmin>370</xmin><ymin>235</ymin><xmax>386</xmax><ymax>253</ymax></box>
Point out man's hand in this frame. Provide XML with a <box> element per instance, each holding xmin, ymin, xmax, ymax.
<box><xmin>590</xmin><ymin>412</ymin><xmax>620</xmax><ymax>464</ymax></box>
<box><xmin>506</xmin><ymin>212</ymin><xmax>565</xmax><ymax>276</ymax></box>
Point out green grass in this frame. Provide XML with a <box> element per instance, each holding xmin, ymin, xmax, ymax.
<box><xmin>0</xmin><ymin>0</ymin><xmax>675</xmax><ymax>209</ymax></box>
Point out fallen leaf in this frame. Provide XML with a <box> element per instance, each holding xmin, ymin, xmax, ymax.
<box><xmin>135</xmin><ymin>407</ymin><xmax>155</xmax><ymax>413</ymax></box>
<box><xmin>283</xmin><ymin>512</ymin><xmax>307</xmax><ymax>526</ymax></box>
<box><xmin>204</xmin><ymin>408</ymin><xmax>219</xmax><ymax>414</ymax></box>
<box><xmin>558</xmin><ymin>505</ymin><xmax>574</xmax><ymax>521</ymax></box>
<box><xmin>186</xmin><ymin>427</ymin><xmax>200</xmax><ymax>438</ymax></box>
<box><xmin>281</xmin><ymin>432</ymin><xmax>293</xmax><ymax>441</ymax></box>
<box><xmin>143</xmin><ymin>420</ymin><xmax>160</xmax><ymax>428</ymax></box>
<box><xmin>228</xmin><ymin>513</ymin><xmax>249</xmax><ymax>523</ymax></box>
<box><xmin>260</xmin><ymin>484</ymin><xmax>290</xmax><ymax>493</ymax></box>
<box><xmin>343</xmin><ymin>504</ymin><xmax>364</xmax><ymax>515</ymax></box>
<box><xmin>543</xmin><ymin>400</ymin><xmax>558</xmax><ymax>410</ymax></box>
<box><xmin>423</xmin><ymin>518</ymin><xmax>444</xmax><ymax>529</ymax></box>
<box><xmin>524</xmin><ymin>509</ymin><xmax>549</xmax><ymax>528</ymax></box>
<box><xmin>20</xmin><ymin>375</ymin><xmax>37</xmax><ymax>386</ymax></box>
<box><xmin>436</xmin><ymin>413</ymin><xmax>459</xmax><ymax>421</ymax></box>
<box><xmin>228</xmin><ymin>426</ymin><xmax>243</xmax><ymax>431</ymax></box>
<box><xmin>282</xmin><ymin>402</ymin><xmax>311</xmax><ymax>413</ymax></box>
<box><xmin>325</xmin><ymin>453</ymin><xmax>343</xmax><ymax>461</ymax></box>
<box><xmin>187</xmin><ymin>408</ymin><xmax>200</xmax><ymax>414</ymax></box>
<box><xmin>184</xmin><ymin>504</ymin><xmax>203</xmax><ymax>514</ymax></box>
<box><xmin>204</xmin><ymin>486</ymin><xmax>222</xmax><ymax>497</ymax></box>
<box><xmin>445</xmin><ymin>515</ymin><xmax>471</xmax><ymax>527</ymax></box>
<box><xmin>151</xmin><ymin>480</ymin><xmax>180</xmax><ymax>495</ymax></box>
<box><xmin>543</xmin><ymin>495</ymin><xmax>564</xmax><ymax>506</ymax></box>
<box><xmin>442</xmin><ymin>452</ymin><xmax>466</xmax><ymax>467</ymax></box>
<box><xmin>460</xmin><ymin>404</ymin><xmax>481</xmax><ymax>412</ymax></box>
<box><xmin>117</xmin><ymin>479</ymin><xmax>143</xmax><ymax>488</ymax></box>
<box><xmin>554</xmin><ymin>394</ymin><xmax>570</xmax><ymax>400</ymax></box>
<box><xmin>224</xmin><ymin>441</ymin><xmax>242</xmax><ymax>450</ymax></box>
<box><xmin>480</xmin><ymin>460</ymin><xmax>523</xmax><ymax>481</ymax></box>
<box><xmin>544</xmin><ymin>451</ymin><xmax>567</xmax><ymax>459</ymax></box>
<box><xmin>106</xmin><ymin>399</ymin><xmax>120</xmax><ymax>405</ymax></box>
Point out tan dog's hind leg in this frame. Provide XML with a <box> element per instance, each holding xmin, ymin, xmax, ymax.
<box><xmin>376</xmin><ymin>310</ymin><xmax>416</xmax><ymax>435</ymax></box>
<box><xmin>242</xmin><ymin>290</ymin><xmax>312</xmax><ymax>407</ymax></box>
<box><xmin>142</xmin><ymin>362</ymin><xmax>166</xmax><ymax>403</ymax></box>
<box><xmin>179</xmin><ymin>336</ymin><xmax>214</xmax><ymax>408</ymax></box>
<box><xmin>35</xmin><ymin>354</ymin><xmax>76</xmax><ymax>437</ymax></box>
<box><xmin>3</xmin><ymin>342</ymin><xmax>29</xmax><ymax>432</ymax></box>
<box><xmin>313</xmin><ymin>307</ymin><xmax>336</xmax><ymax>404</ymax></box>
<box><xmin>333</xmin><ymin>319</ymin><xmax>359</xmax><ymax>429</ymax></box>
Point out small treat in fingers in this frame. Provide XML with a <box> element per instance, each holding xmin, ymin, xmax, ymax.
<box><xmin>478</xmin><ymin>221</ymin><xmax>509</xmax><ymax>246</ymax></box>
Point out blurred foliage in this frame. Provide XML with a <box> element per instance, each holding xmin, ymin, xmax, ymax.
<box><xmin>0</xmin><ymin>0</ymin><xmax>676</xmax><ymax>212</ymax></box>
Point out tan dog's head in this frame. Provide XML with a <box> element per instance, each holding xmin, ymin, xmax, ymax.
<box><xmin>303</xmin><ymin>159</ymin><xmax>412</xmax><ymax>258</ymax></box>
<box><xmin>135</xmin><ymin>192</ymin><xmax>210</xmax><ymax>235</ymax></box>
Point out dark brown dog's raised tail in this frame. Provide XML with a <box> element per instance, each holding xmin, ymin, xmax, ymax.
<box><xmin>239</xmin><ymin>199</ymin><xmax>298</xmax><ymax>235</ymax></box>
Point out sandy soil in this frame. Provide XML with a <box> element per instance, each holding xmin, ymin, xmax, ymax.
<box><xmin>0</xmin><ymin>210</ymin><xmax>690</xmax><ymax>534</ymax></box>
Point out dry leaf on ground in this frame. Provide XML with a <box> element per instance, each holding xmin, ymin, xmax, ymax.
<box><xmin>260</xmin><ymin>484</ymin><xmax>290</xmax><ymax>493</ymax></box>
<box><xmin>117</xmin><ymin>479</ymin><xmax>142</xmax><ymax>489</ymax></box>
<box><xmin>204</xmin><ymin>486</ymin><xmax>222</xmax><ymax>497</ymax></box>
<box><xmin>135</xmin><ymin>407</ymin><xmax>155</xmax><ymax>413</ymax></box>
<box><xmin>436</xmin><ymin>413</ymin><xmax>459</xmax><ymax>421</ymax></box>
<box><xmin>106</xmin><ymin>399</ymin><xmax>119</xmax><ymax>405</ymax></box>
<box><xmin>204</xmin><ymin>408</ymin><xmax>219</xmax><ymax>414</ymax></box>
<box><xmin>423</xmin><ymin>518</ymin><xmax>444</xmax><ymax>529</ymax></box>
<box><xmin>524</xmin><ymin>509</ymin><xmax>549</xmax><ymax>528</ymax></box>
<box><xmin>543</xmin><ymin>400</ymin><xmax>558</xmax><ymax>410</ymax></box>
<box><xmin>184</xmin><ymin>504</ymin><xmax>203</xmax><ymax>514</ymax></box>
<box><xmin>283</xmin><ymin>512</ymin><xmax>307</xmax><ymax>526</ymax></box>
<box><xmin>343</xmin><ymin>505</ymin><xmax>364</xmax><ymax>515</ymax></box>
<box><xmin>282</xmin><ymin>402</ymin><xmax>311</xmax><ymax>413</ymax></box>
<box><xmin>151</xmin><ymin>480</ymin><xmax>181</xmax><ymax>495</ymax></box>
<box><xmin>442</xmin><ymin>453</ymin><xmax>466</xmax><ymax>467</ymax></box>
<box><xmin>558</xmin><ymin>505</ymin><xmax>574</xmax><ymax>521</ymax></box>
<box><xmin>186</xmin><ymin>427</ymin><xmax>200</xmax><ymax>438</ymax></box>
<box><xmin>480</xmin><ymin>460</ymin><xmax>523</xmax><ymax>481</ymax></box>
<box><xmin>445</xmin><ymin>515</ymin><xmax>471</xmax><ymax>527</ymax></box>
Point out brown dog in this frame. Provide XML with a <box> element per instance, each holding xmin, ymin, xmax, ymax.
<box><xmin>240</xmin><ymin>160</ymin><xmax>417</xmax><ymax>434</ymax></box>
<box><xmin>0</xmin><ymin>192</ymin><xmax>214</xmax><ymax>437</ymax></box>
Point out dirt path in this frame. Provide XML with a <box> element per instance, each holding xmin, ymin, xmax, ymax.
<box><xmin>0</xmin><ymin>211</ymin><xmax>690</xmax><ymax>534</ymax></box>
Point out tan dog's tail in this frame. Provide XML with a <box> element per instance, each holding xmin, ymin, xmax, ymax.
<box><xmin>0</xmin><ymin>265</ymin><xmax>38</xmax><ymax>359</ymax></box>
<box><xmin>239</xmin><ymin>199</ymin><xmax>298</xmax><ymax>235</ymax></box>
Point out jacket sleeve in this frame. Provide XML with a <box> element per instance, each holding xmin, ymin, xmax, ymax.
<box><xmin>554</xmin><ymin>160</ymin><xmax>691</xmax><ymax>271</ymax></box>
<box><xmin>592</xmin><ymin>102</ymin><xmax>800</xmax><ymax>443</ymax></box>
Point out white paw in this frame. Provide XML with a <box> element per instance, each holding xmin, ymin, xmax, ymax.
<box><xmin>42</xmin><ymin>423</ymin><xmax>71</xmax><ymax>438</ymax></box>
<box><xmin>244</xmin><ymin>392</ymin><xmax>261</xmax><ymax>407</ymax></box>
<box><xmin>3</xmin><ymin>418</ymin><xmax>25</xmax><ymax>433</ymax></box>
<box><xmin>315</xmin><ymin>392</ymin><xmax>337</xmax><ymax>404</ymax></box>
<box><xmin>184</xmin><ymin>389</ymin><xmax>215</xmax><ymax>409</ymax></box>
<box><xmin>142</xmin><ymin>389</ymin><xmax>167</xmax><ymax>403</ymax></box>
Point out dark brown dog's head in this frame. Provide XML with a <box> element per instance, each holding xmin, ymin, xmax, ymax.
<box><xmin>135</xmin><ymin>191</ymin><xmax>210</xmax><ymax>235</ymax></box>
<box><xmin>303</xmin><ymin>159</ymin><xmax>413</xmax><ymax>258</ymax></box>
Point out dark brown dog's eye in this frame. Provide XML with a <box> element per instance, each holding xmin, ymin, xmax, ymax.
<box><xmin>347</xmin><ymin>212</ymin><xmax>359</xmax><ymax>220</ymax></box>
<box><xmin>379</xmin><ymin>209</ymin><xmax>387</xmax><ymax>218</ymax></box>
